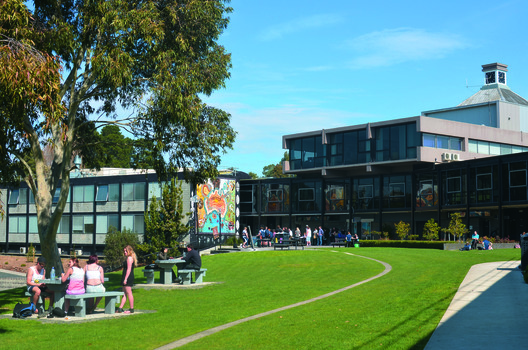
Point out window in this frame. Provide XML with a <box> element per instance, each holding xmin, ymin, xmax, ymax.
<box><xmin>73</xmin><ymin>215</ymin><xmax>94</xmax><ymax>234</ymax></box>
<box><xmin>96</xmin><ymin>184</ymin><xmax>119</xmax><ymax>202</ymax></box>
<box><xmin>510</xmin><ymin>168</ymin><xmax>527</xmax><ymax>201</ymax></box>
<box><xmin>29</xmin><ymin>216</ymin><xmax>38</xmax><ymax>234</ymax></box>
<box><xmin>8</xmin><ymin>188</ymin><xmax>27</xmax><ymax>205</ymax></box>
<box><xmin>447</xmin><ymin>177</ymin><xmax>461</xmax><ymax>193</ymax></box>
<box><xmin>96</xmin><ymin>214</ymin><xmax>119</xmax><ymax>233</ymax></box>
<box><xmin>437</xmin><ymin>136</ymin><xmax>449</xmax><ymax>149</ymax></box>
<box><xmin>299</xmin><ymin>188</ymin><xmax>314</xmax><ymax>201</ymax></box>
<box><xmin>57</xmin><ymin>215</ymin><xmax>70</xmax><ymax>234</ymax></box>
<box><xmin>121</xmin><ymin>214</ymin><xmax>144</xmax><ymax>234</ymax></box>
<box><xmin>73</xmin><ymin>185</ymin><xmax>94</xmax><ymax>203</ymax></box>
<box><xmin>8</xmin><ymin>216</ymin><xmax>26</xmax><ymax>234</ymax></box>
<box><xmin>417</xmin><ymin>180</ymin><xmax>435</xmax><ymax>207</ymax></box>
<box><xmin>389</xmin><ymin>183</ymin><xmax>405</xmax><ymax>197</ymax></box>
<box><xmin>148</xmin><ymin>182</ymin><xmax>166</xmax><ymax>199</ymax></box>
<box><xmin>476</xmin><ymin>173</ymin><xmax>492</xmax><ymax>190</ymax></box>
<box><xmin>122</xmin><ymin>183</ymin><xmax>146</xmax><ymax>201</ymax></box>
<box><xmin>358</xmin><ymin>185</ymin><xmax>373</xmax><ymax>199</ymax></box>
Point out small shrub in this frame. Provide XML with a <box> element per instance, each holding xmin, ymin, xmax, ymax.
<box><xmin>4</xmin><ymin>261</ymin><xmax>8</xmax><ymax>265</ymax></box>
<box><xmin>21</xmin><ymin>264</ymin><xmax>26</xmax><ymax>267</ymax></box>
<box><xmin>103</xmin><ymin>227</ymin><xmax>140</xmax><ymax>270</ymax></box>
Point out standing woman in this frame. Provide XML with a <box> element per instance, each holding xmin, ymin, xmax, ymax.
<box><xmin>117</xmin><ymin>245</ymin><xmax>137</xmax><ymax>314</ymax></box>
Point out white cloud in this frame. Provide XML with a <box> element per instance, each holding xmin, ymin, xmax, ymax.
<box><xmin>346</xmin><ymin>28</ymin><xmax>468</xmax><ymax>68</ymax></box>
<box><xmin>259</xmin><ymin>14</ymin><xmax>343</xmax><ymax>41</ymax></box>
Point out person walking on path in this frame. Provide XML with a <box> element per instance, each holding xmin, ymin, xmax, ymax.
<box><xmin>118</xmin><ymin>245</ymin><xmax>137</xmax><ymax>314</ymax></box>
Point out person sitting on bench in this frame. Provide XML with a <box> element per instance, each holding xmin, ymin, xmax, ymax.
<box><xmin>158</xmin><ymin>247</ymin><xmax>178</xmax><ymax>283</ymax></box>
<box><xmin>26</xmin><ymin>257</ymin><xmax>55</xmax><ymax>316</ymax></box>
<box><xmin>179</xmin><ymin>244</ymin><xmax>202</xmax><ymax>270</ymax></box>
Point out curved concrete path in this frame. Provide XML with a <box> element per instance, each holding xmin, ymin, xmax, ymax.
<box><xmin>156</xmin><ymin>252</ymin><xmax>392</xmax><ymax>349</ymax></box>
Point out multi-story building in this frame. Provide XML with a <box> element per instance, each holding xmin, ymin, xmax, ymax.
<box><xmin>239</xmin><ymin>63</ymin><xmax>528</xmax><ymax>240</ymax></box>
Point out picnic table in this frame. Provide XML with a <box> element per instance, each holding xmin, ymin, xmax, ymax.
<box><xmin>152</xmin><ymin>259</ymin><xmax>186</xmax><ymax>285</ymax></box>
<box><xmin>39</xmin><ymin>278</ymin><xmax>67</xmax><ymax>309</ymax></box>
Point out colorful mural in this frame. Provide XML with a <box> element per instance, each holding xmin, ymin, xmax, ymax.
<box><xmin>196</xmin><ymin>178</ymin><xmax>236</xmax><ymax>236</ymax></box>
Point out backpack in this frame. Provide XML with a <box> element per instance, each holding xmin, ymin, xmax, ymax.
<box><xmin>13</xmin><ymin>302</ymin><xmax>35</xmax><ymax>318</ymax></box>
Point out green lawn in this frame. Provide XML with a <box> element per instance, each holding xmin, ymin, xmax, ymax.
<box><xmin>0</xmin><ymin>248</ymin><xmax>521</xmax><ymax>349</ymax></box>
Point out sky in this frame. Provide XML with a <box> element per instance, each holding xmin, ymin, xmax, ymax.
<box><xmin>203</xmin><ymin>0</ymin><xmax>528</xmax><ymax>176</ymax></box>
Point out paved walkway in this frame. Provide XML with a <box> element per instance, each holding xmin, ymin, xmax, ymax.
<box><xmin>425</xmin><ymin>260</ymin><xmax>527</xmax><ymax>350</ymax></box>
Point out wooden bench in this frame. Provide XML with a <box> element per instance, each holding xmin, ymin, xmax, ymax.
<box><xmin>64</xmin><ymin>291</ymin><xmax>124</xmax><ymax>317</ymax></box>
<box><xmin>178</xmin><ymin>268</ymin><xmax>207</xmax><ymax>285</ymax></box>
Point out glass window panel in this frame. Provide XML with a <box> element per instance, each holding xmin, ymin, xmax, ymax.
<box><xmin>437</xmin><ymin>136</ymin><xmax>449</xmax><ymax>149</ymax></box>
<box><xmin>19</xmin><ymin>188</ymin><xmax>28</xmax><ymax>204</ymax></box>
<box><xmin>501</xmin><ymin>144</ymin><xmax>512</xmax><ymax>155</ymax></box>
<box><xmin>96</xmin><ymin>185</ymin><xmax>109</xmax><ymax>201</ymax></box>
<box><xmin>134</xmin><ymin>215</ymin><xmax>144</xmax><ymax>234</ymax></box>
<box><xmin>512</xmin><ymin>145</ymin><xmax>523</xmax><ymax>153</ymax></box>
<box><xmin>389</xmin><ymin>183</ymin><xmax>405</xmax><ymax>197</ymax></box>
<box><xmin>358</xmin><ymin>185</ymin><xmax>373</xmax><ymax>198</ymax></box>
<box><xmin>109</xmin><ymin>184</ymin><xmax>119</xmax><ymax>201</ymax></box>
<box><xmin>84</xmin><ymin>216</ymin><xmax>94</xmax><ymax>234</ymax></box>
<box><xmin>489</xmin><ymin>143</ymin><xmax>501</xmax><ymax>155</ymax></box>
<box><xmin>58</xmin><ymin>215</ymin><xmax>70</xmax><ymax>234</ymax></box>
<box><xmin>29</xmin><ymin>216</ymin><xmax>38</xmax><ymax>234</ymax></box>
<box><xmin>73</xmin><ymin>186</ymin><xmax>84</xmax><ymax>202</ymax></box>
<box><xmin>96</xmin><ymin>215</ymin><xmax>108</xmax><ymax>234</ymax></box>
<box><xmin>121</xmin><ymin>215</ymin><xmax>133</xmax><ymax>231</ymax></box>
<box><xmin>73</xmin><ymin>216</ymin><xmax>84</xmax><ymax>233</ymax></box>
<box><xmin>423</xmin><ymin>134</ymin><xmax>435</xmax><ymax>147</ymax></box>
<box><xmin>477</xmin><ymin>141</ymin><xmax>490</xmax><ymax>154</ymax></box>
<box><xmin>510</xmin><ymin>170</ymin><xmax>527</xmax><ymax>187</ymax></box>
<box><xmin>468</xmin><ymin>140</ymin><xmax>477</xmax><ymax>153</ymax></box>
<box><xmin>84</xmin><ymin>186</ymin><xmax>94</xmax><ymax>202</ymax></box>
<box><xmin>299</xmin><ymin>188</ymin><xmax>314</xmax><ymax>201</ymax></box>
<box><xmin>134</xmin><ymin>182</ymin><xmax>146</xmax><ymax>200</ymax></box>
<box><xmin>449</xmin><ymin>137</ymin><xmax>462</xmax><ymax>151</ymax></box>
<box><xmin>122</xmin><ymin>184</ymin><xmax>134</xmax><ymax>201</ymax></box>
<box><xmin>53</xmin><ymin>188</ymin><xmax>61</xmax><ymax>204</ymax></box>
<box><xmin>149</xmin><ymin>182</ymin><xmax>162</xmax><ymax>198</ymax></box>
<box><xmin>8</xmin><ymin>189</ymin><xmax>19</xmax><ymax>205</ymax></box>
<box><xmin>477</xmin><ymin>174</ymin><xmax>492</xmax><ymax>190</ymax></box>
<box><xmin>447</xmin><ymin>177</ymin><xmax>461</xmax><ymax>192</ymax></box>
<box><xmin>109</xmin><ymin>214</ymin><xmax>119</xmax><ymax>231</ymax></box>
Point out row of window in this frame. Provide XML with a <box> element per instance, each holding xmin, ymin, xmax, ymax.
<box><xmin>468</xmin><ymin>139</ymin><xmax>528</xmax><ymax>155</ymax></box>
<box><xmin>8</xmin><ymin>213</ymin><xmax>145</xmax><ymax>235</ymax></box>
<box><xmin>241</xmin><ymin>162</ymin><xmax>528</xmax><ymax>214</ymax></box>
<box><xmin>288</xmin><ymin>123</ymin><xmax>419</xmax><ymax>170</ymax></box>
<box><xmin>8</xmin><ymin>182</ymin><xmax>167</xmax><ymax>206</ymax></box>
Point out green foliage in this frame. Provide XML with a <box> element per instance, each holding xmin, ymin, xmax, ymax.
<box><xmin>103</xmin><ymin>227</ymin><xmax>139</xmax><ymax>270</ymax></box>
<box><xmin>423</xmin><ymin>218</ymin><xmax>440</xmax><ymax>241</ymax></box>
<box><xmin>26</xmin><ymin>243</ymin><xmax>35</xmax><ymax>262</ymax></box>
<box><xmin>395</xmin><ymin>221</ymin><xmax>411</xmax><ymax>240</ymax></box>
<box><xmin>248</xmin><ymin>172</ymin><xmax>258</xmax><ymax>179</ymax></box>
<box><xmin>442</xmin><ymin>212</ymin><xmax>469</xmax><ymax>241</ymax></box>
<box><xmin>142</xmin><ymin>179</ymin><xmax>189</xmax><ymax>257</ymax></box>
<box><xmin>0</xmin><ymin>0</ymin><xmax>235</xmax><ymax>270</ymax></box>
<box><xmin>98</xmin><ymin>125</ymin><xmax>134</xmax><ymax>168</ymax></box>
<box><xmin>262</xmin><ymin>151</ymin><xmax>291</xmax><ymax>178</ymax></box>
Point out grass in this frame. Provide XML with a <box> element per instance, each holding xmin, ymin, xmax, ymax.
<box><xmin>0</xmin><ymin>248</ymin><xmax>520</xmax><ymax>349</ymax></box>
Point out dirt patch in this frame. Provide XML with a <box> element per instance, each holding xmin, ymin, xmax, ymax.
<box><xmin>0</xmin><ymin>255</ymin><xmax>74</xmax><ymax>274</ymax></box>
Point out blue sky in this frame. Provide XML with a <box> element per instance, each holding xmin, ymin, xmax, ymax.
<box><xmin>204</xmin><ymin>0</ymin><xmax>528</xmax><ymax>176</ymax></box>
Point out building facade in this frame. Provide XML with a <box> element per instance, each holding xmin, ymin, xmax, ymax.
<box><xmin>238</xmin><ymin>63</ymin><xmax>528</xmax><ymax>240</ymax></box>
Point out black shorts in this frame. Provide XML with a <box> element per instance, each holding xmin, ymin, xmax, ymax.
<box><xmin>27</xmin><ymin>285</ymin><xmax>50</xmax><ymax>294</ymax></box>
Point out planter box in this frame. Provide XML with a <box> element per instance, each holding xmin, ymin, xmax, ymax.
<box><xmin>443</xmin><ymin>242</ymin><xmax>517</xmax><ymax>251</ymax></box>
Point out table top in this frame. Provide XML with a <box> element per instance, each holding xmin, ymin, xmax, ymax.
<box><xmin>156</xmin><ymin>259</ymin><xmax>185</xmax><ymax>264</ymax></box>
<box><xmin>40</xmin><ymin>278</ymin><xmax>64</xmax><ymax>285</ymax></box>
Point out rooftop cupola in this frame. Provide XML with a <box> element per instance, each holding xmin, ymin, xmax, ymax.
<box><xmin>482</xmin><ymin>62</ymin><xmax>508</xmax><ymax>86</ymax></box>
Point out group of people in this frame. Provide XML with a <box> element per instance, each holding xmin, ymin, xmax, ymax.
<box><xmin>460</xmin><ymin>231</ymin><xmax>493</xmax><ymax>251</ymax></box>
<box><xmin>26</xmin><ymin>245</ymin><xmax>138</xmax><ymax>317</ymax></box>
<box><xmin>253</xmin><ymin>225</ymin><xmax>358</xmax><ymax>247</ymax></box>
<box><xmin>157</xmin><ymin>244</ymin><xmax>202</xmax><ymax>283</ymax></box>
